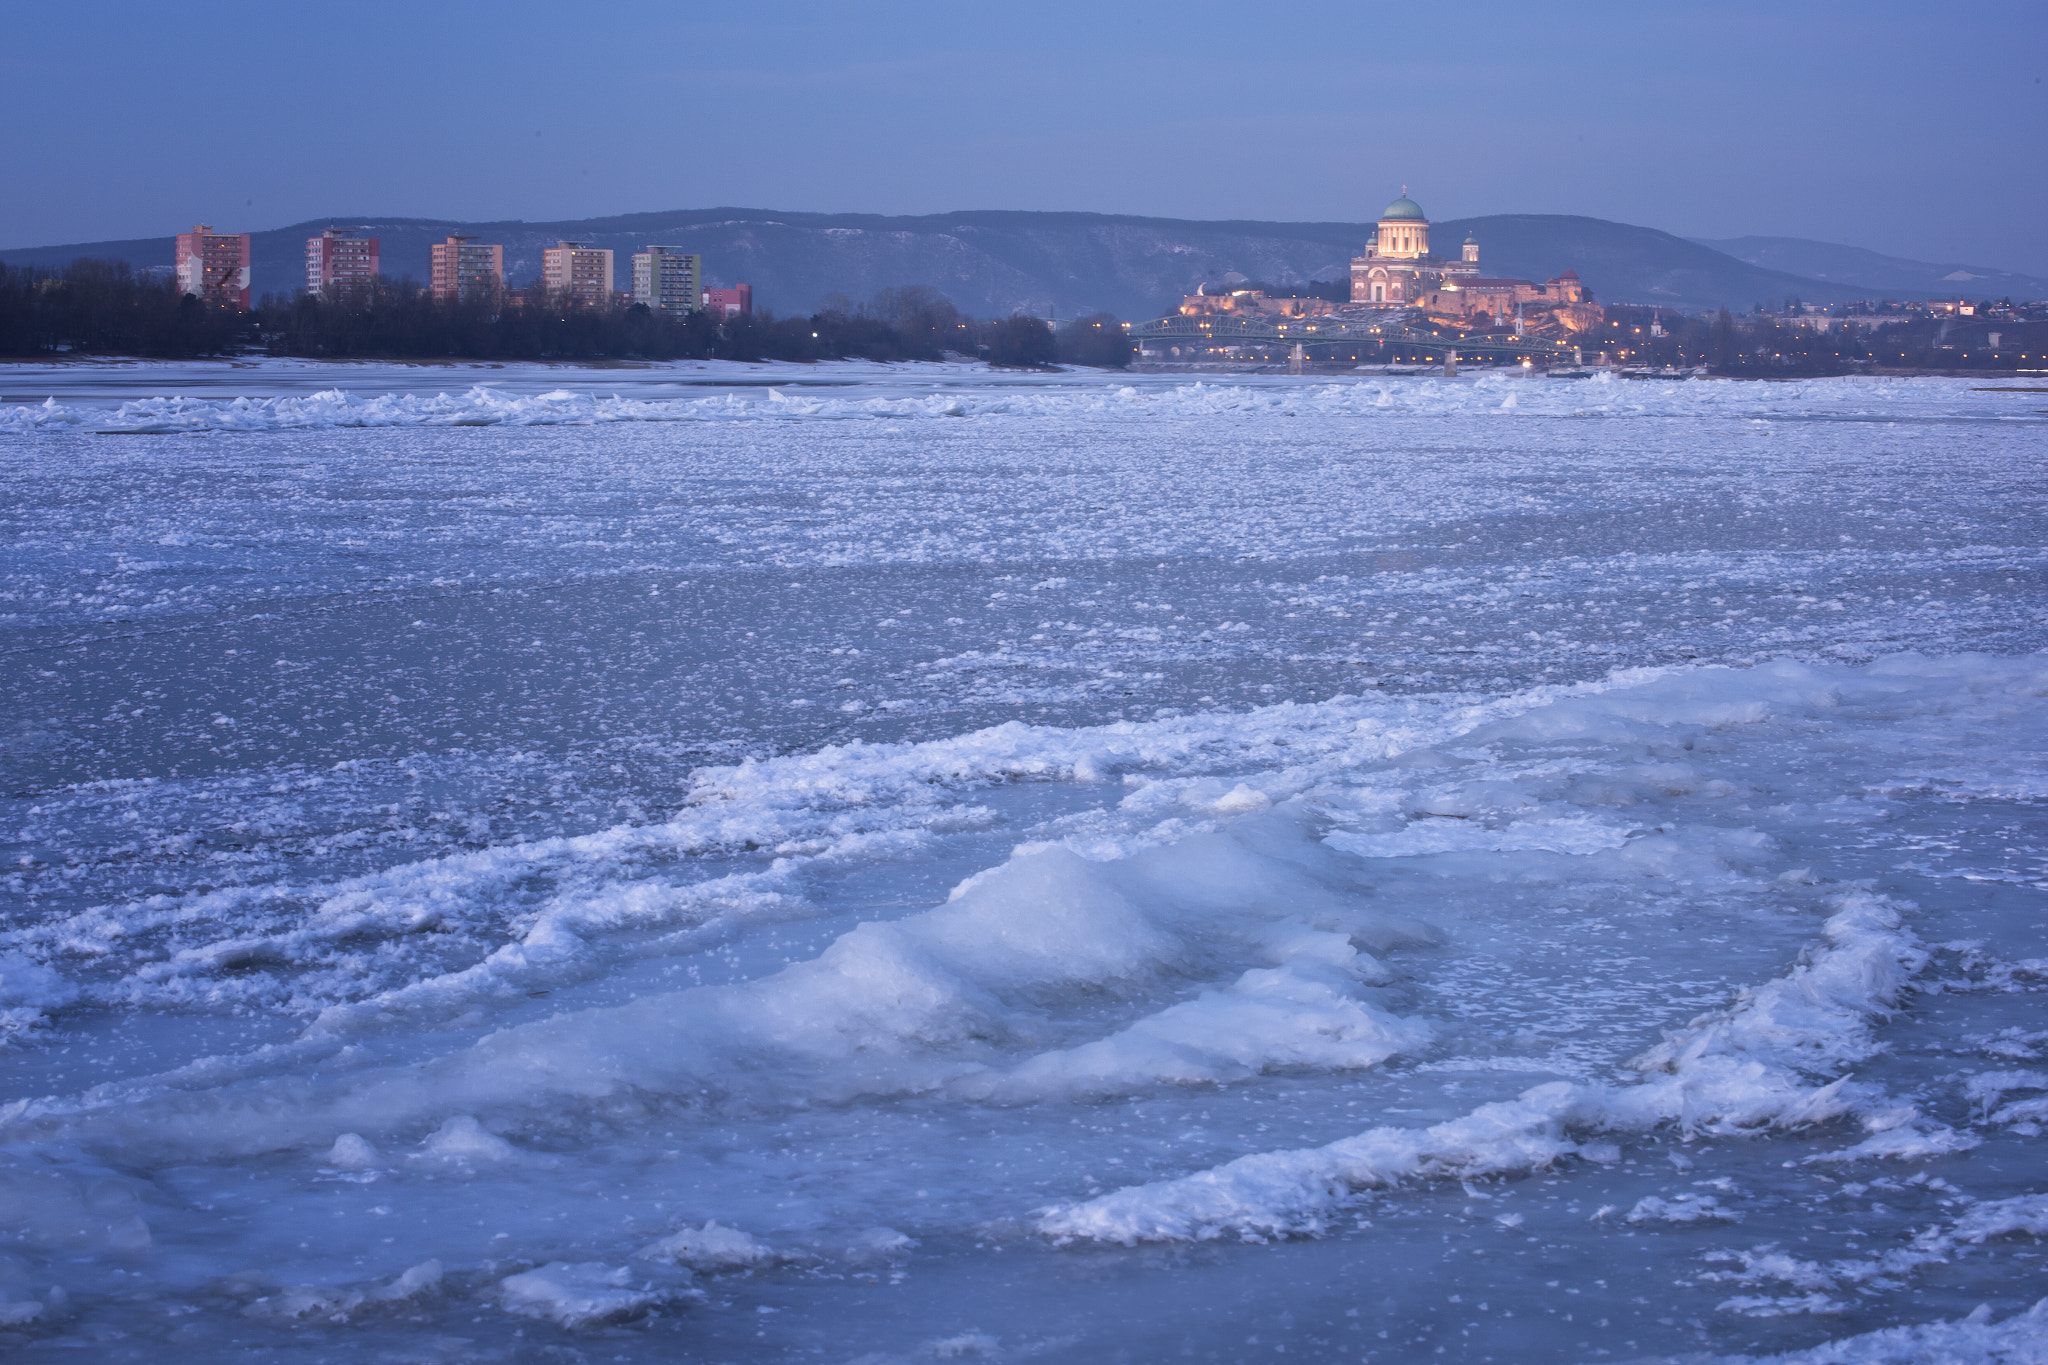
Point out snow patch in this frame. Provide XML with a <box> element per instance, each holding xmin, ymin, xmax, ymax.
<box><xmin>498</xmin><ymin>1261</ymin><xmax>694</xmax><ymax>1328</ymax></box>
<box><xmin>638</xmin><ymin>1221</ymin><xmax>780</xmax><ymax>1271</ymax></box>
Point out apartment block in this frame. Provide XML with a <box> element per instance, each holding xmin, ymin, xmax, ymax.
<box><xmin>306</xmin><ymin>229</ymin><xmax>380</xmax><ymax>298</ymax></box>
<box><xmin>632</xmin><ymin>247</ymin><xmax>701</xmax><ymax>318</ymax></box>
<box><xmin>429</xmin><ymin>236</ymin><xmax>504</xmax><ymax>303</ymax></box>
<box><xmin>541</xmin><ymin>241</ymin><xmax>615</xmax><ymax>306</ymax></box>
<box><xmin>703</xmin><ymin>284</ymin><xmax>753</xmax><ymax>319</ymax></box>
<box><xmin>174</xmin><ymin>225</ymin><xmax>251</xmax><ymax>309</ymax></box>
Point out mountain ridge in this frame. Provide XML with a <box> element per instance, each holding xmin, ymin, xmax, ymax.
<box><xmin>1690</xmin><ymin>235</ymin><xmax>2048</xmax><ymax>300</ymax></box>
<box><xmin>3</xmin><ymin>208</ymin><xmax>2022</xmax><ymax>319</ymax></box>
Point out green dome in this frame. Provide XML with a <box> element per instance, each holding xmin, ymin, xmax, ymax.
<box><xmin>1380</xmin><ymin>196</ymin><xmax>1426</xmax><ymax>221</ymax></box>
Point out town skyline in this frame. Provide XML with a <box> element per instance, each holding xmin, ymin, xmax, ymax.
<box><xmin>92</xmin><ymin>193</ymin><xmax>2034</xmax><ymax>375</ymax></box>
<box><xmin>3</xmin><ymin>2</ymin><xmax>2043</xmax><ymax>275</ymax></box>
<box><xmin>16</xmin><ymin>199</ymin><xmax>2039</xmax><ymax>328</ymax></box>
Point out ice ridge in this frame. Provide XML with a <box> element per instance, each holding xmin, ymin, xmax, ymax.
<box><xmin>1033</xmin><ymin>891</ymin><xmax>1951</xmax><ymax>1244</ymax></box>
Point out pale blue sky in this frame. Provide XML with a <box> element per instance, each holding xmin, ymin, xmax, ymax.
<box><xmin>6</xmin><ymin>0</ymin><xmax>2044</xmax><ymax>271</ymax></box>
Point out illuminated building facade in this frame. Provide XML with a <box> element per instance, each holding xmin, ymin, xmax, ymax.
<box><xmin>430</xmin><ymin>237</ymin><xmax>504</xmax><ymax>303</ymax></box>
<box><xmin>541</xmin><ymin>241</ymin><xmax>615</xmax><ymax>306</ymax></box>
<box><xmin>175</xmin><ymin>224</ymin><xmax>252</xmax><ymax>308</ymax></box>
<box><xmin>305</xmin><ymin>229</ymin><xmax>379</xmax><ymax>298</ymax></box>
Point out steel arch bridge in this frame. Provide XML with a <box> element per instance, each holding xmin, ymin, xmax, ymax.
<box><xmin>1124</xmin><ymin>312</ymin><xmax>1573</xmax><ymax>361</ymax></box>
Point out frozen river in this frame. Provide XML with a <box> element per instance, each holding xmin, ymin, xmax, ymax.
<box><xmin>2</xmin><ymin>359</ymin><xmax>2046</xmax><ymax>1362</ymax></box>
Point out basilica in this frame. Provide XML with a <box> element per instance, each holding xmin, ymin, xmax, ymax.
<box><xmin>1351</xmin><ymin>191</ymin><xmax>1600</xmax><ymax>333</ymax></box>
<box><xmin>1350</xmin><ymin>191</ymin><xmax>1480</xmax><ymax>305</ymax></box>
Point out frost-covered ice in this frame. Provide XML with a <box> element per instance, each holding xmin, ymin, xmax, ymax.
<box><xmin>1722</xmin><ymin>1298</ymin><xmax>2048</xmax><ymax>1363</ymax></box>
<box><xmin>1</xmin><ymin>360</ymin><xmax>2046</xmax><ymax>1361</ymax></box>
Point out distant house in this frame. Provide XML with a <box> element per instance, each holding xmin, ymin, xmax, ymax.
<box><xmin>703</xmin><ymin>284</ymin><xmax>753</xmax><ymax>319</ymax></box>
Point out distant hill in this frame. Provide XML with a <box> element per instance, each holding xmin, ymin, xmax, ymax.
<box><xmin>1433</xmin><ymin>215</ymin><xmax>1870</xmax><ymax>314</ymax></box>
<box><xmin>1691</xmin><ymin>236</ymin><xmax>2048</xmax><ymax>301</ymax></box>
<box><xmin>0</xmin><ymin>208</ymin><xmax>1984</xmax><ymax>319</ymax></box>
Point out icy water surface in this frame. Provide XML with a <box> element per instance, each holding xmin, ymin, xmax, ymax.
<box><xmin>2</xmin><ymin>361</ymin><xmax>2046</xmax><ymax>1362</ymax></box>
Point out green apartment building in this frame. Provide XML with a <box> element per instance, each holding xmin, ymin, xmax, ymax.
<box><xmin>632</xmin><ymin>247</ymin><xmax>702</xmax><ymax>318</ymax></box>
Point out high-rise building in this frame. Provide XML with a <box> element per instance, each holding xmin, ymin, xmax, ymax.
<box><xmin>632</xmin><ymin>247</ymin><xmax>701</xmax><ymax>318</ymax></box>
<box><xmin>541</xmin><ymin>241</ymin><xmax>614</xmax><ymax>307</ymax></box>
<box><xmin>305</xmin><ymin>229</ymin><xmax>380</xmax><ymax>298</ymax></box>
<box><xmin>174</xmin><ymin>225</ymin><xmax>251</xmax><ymax>309</ymax></box>
<box><xmin>703</xmin><ymin>284</ymin><xmax>752</xmax><ymax>320</ymax></box>
<box><xmin>429</xmin><ymin>236</ymin><xmax>504</xmax><ymax>303</ymax></box>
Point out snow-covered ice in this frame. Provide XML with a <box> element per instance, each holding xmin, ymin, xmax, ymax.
<box><xmin>2</xmin><ymin>360</ymin><xmax>2046</xmax><ymax>1360</ymax></box>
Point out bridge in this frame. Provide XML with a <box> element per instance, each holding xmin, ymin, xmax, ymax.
<box><xmin>1124</xmin><ymin>311</ymin><xmax>1575</xmax><ymax>362</ymax></box>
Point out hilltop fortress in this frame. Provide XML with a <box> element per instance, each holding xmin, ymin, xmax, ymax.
<box><xmin>1353</xmin><ymin>192</ymin><xmax>1602</xmax><ymax>334</ymax></box>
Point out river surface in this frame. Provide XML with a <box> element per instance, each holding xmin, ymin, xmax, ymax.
<box><xmin>2</xmin><ymin>359</ymin><xmax>2045</xmax><ymax>1362</ymax></box>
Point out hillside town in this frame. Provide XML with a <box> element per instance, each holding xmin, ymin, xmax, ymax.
<box><xmin>0</xmin><ymin>193</ymin><xmax>2039</xmax><ymax>374</ymax></box>
<box><xmin>1157</xmin><ymin>191</ymin><xmax>2044</xmax><ymax>373</ymax></box>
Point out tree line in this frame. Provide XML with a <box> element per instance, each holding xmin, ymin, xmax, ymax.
<box><xmin>0</xmin><ymin>259</ymin><xmax>240</xmax><ymax>357</ymax></box>
<box><xmin>0</xmin><ymin>262</ymin><xmax>1133</xmax><ymax>368</ymax></box>
<box><xmin>1579</xmin><ymin>305</ymin><xmax>2044</xmax><ymax>376</ymax></box>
